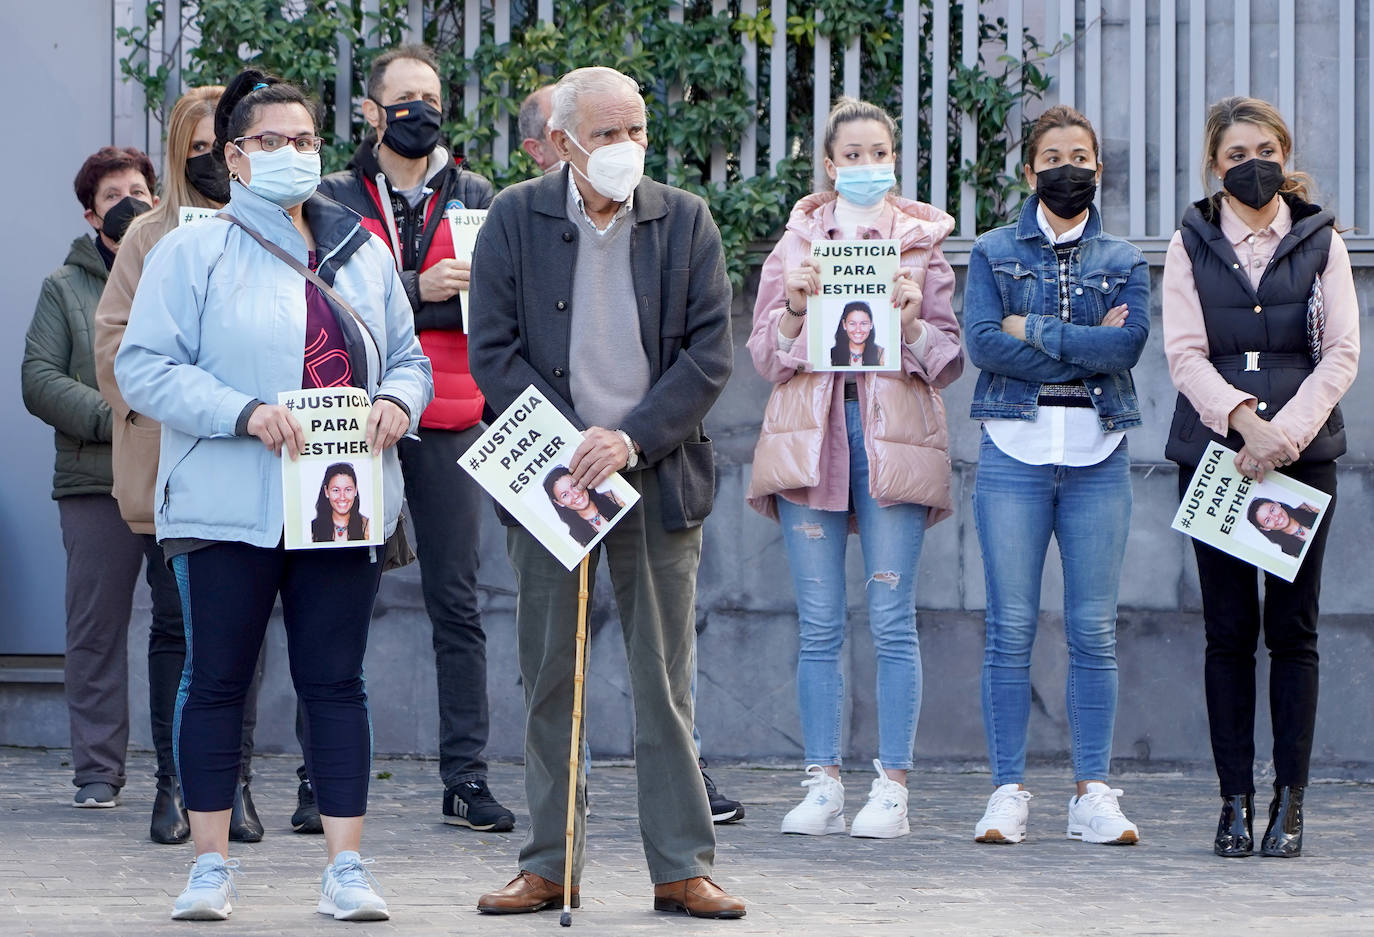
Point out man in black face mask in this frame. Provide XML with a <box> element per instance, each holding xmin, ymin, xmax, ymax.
<box><xmin>318</xmin><ymin>44</ymin><xmax>514</xmax><ymax>834</ymax></box>
<box><xmin>22</xmin><ymin>146</ymin><xmax>156</xmax><ymax>810</ymax></box>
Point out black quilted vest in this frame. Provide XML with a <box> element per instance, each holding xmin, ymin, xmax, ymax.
<box><xmin>1165</xmin><ymin>193</ymin><xmax>1344</xmax><ymax>466</ymax></box>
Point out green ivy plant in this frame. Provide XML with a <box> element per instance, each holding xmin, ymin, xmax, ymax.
<box><xmin>119</xmin><ymin>0</ymin><xmax>1063</xmax><ymax>288</ymax></box>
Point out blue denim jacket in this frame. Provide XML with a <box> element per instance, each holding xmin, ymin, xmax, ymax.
<box><xmin>965</xmin><ymin>197</ymin><xmax>1150</xmax><ymax>432</ymax></box>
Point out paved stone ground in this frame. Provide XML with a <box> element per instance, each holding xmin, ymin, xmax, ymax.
<box><xmin>2</xmin><ymin>747</ymin><xmax>1370</xmax><ymax>936</ymax></box>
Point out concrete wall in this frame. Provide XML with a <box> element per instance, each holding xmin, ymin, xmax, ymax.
<box><xmin>0</xmin><ymin>1</ymin><xmax>115</xmax><ymax>653</ymax></box>
<box><xmin>4</xmin><ymin>260</ymin><xmax>1369</xmax><ymax>774</ymax></box>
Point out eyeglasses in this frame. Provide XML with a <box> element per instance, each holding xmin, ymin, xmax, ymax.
<box><xmin>234</xmin><ymin>132</ymin><xmax>324</xmax><ymax>154</ymax></box>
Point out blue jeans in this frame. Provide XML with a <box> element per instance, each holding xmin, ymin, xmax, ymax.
<box><xmin>973</xmin><ymin>430</ymin><xmax>1131</xmax><ymax>785</ymax></box>
<box><xmin>777</xmin><ymin>399</ymin><xmax>928</xmax><ymax>770</ymax></box>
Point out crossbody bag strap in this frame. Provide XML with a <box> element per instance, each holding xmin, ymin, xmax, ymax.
<box><xmin>219</xmin><ymin>213</ymin><xmax>383</xmax><ymax>359</ymax></box>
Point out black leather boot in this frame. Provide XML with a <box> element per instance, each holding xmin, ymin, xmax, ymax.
<box><xmin>1213</xmin><ymin>793</ymin><xmax>1253</xmax><ymax>857</ymax></box>
<box><xmin>1261</xmin><ymin>784</ymin><xmax>1304</xmax><ymax>858</ymax></box>
<box><xmin>150</xmin><ymin>775</ymin><xmax>190</xmax><ymax>845</ymax></box>
<box><xmin>228</xmin><ymin>781</ymin><xmax>264</xmax><ymax>843</ymax></box>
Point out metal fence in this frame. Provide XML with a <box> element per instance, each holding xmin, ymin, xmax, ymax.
<box><xmin>113</xmin><ymin>0</ymin><xmax>1374</xmax><ymax>255</ymax></box>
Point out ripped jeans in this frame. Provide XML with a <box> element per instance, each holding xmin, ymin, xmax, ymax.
<box><xmin>776</xmin><ymin>398</ymin><xmax>928</xmax><ymax>770</ymax></box>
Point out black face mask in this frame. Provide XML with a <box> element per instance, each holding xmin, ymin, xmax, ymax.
<box><xmin>185</xmin><ymin>151</ymin><xmax>230</xmax><ymax>204</ymax></box>
<box><xmin>377</xmin><ymin>99</ymin><xmax>443</xmax><ymax>159</ymax></box>
<box><xmin>99</xmin><ymin>195</ymin><xmax>152</xmax><ymax>243</ymax></box>
<box><xmin>1033</xmin><ymin>164</ymin><xmax>1098</xmax><ymax>220</ymax></box>
<box><xmin>1223</xmin><ymin>158</ymin><xmax>1286</xmax><ymax>210</ymax></box>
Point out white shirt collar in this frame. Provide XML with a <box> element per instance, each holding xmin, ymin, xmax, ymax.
<box><xmin>567</xmin><ymin>169</ymin><xmax>633</xmax><ymax>235</ymax></box>
<box><xmin>1036</xmin><ymin>203</ymin><xmax>1088</xmax><ymax>244</ymax></box>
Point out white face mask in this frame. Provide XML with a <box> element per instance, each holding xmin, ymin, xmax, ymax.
<box><xmin>565</xmin><ymin>134</ymin><xmax>645</xmax><ymax>203</ymax></box>
<box><xmin>239</xmin><ymin>145</ymin><xmax>321</xmax><ymax>208</ymax></box>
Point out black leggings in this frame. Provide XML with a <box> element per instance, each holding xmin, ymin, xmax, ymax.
<box><xmin>172</xmin><ymin>541</ymin><xmax>383</xmax><ymax>816</ymax></box>
<box><xmin>1179</xmin><ymin>460</ymin><xmax>1336</xmax><ymax>795</ymax></box>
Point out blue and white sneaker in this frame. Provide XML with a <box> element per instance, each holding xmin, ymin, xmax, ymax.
<box><xmin>780</xmin><ymin>764</ymin><xmax>846</xmax><ymax>835</ymax></box>
<box><xmin>318</xmin><ymin>851</ymin><xmax>389</xmax><ymax>921</ymax></box>
<box><xmin>171</xmin><ymin>853</ymin><xmax>238</xmax><ymax>921</ymax></box>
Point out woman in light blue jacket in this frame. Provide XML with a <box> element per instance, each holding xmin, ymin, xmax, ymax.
<box><xmin>116</xmin><ymin>72</ymin><xmax>431</xmax><ymax>924</ymax></box>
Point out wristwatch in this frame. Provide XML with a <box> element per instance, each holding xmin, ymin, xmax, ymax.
<box><xmin>616</xmin><ymin>429</ymin><xmax>639</xmax><ymax>469</ymax></box>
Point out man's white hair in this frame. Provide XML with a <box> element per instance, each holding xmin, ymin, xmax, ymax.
<box><xmin>548</xmin><ymin>66</ymin><xmax>642</xmax><ymax>139</ymax></box>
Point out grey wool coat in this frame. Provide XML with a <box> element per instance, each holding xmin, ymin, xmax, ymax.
<box><xmin>468</xmin><ymin>166</ymin><xmax>733</xmax><ymax>531</ymax></box>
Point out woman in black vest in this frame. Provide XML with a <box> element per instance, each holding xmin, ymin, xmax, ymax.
<box><xmin>1162</xmin><ymin>97</ymin><xmax>1359</xmax><ymax>859</ymax></box>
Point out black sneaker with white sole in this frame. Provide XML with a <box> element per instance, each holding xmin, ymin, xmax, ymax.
<box><xmin>700</xmin><ymin>760</ymin><xmax>744</xmax><ymax>824</ymax></box>
<box><xmin>443</xmin><ymin>780</ymin><xmax>515</xmax><ymax>832</ymax></box>
<box><xmin>292</xmin><ymin>780</ymin><xmax>324</xmax><ymax>834</ymax></box>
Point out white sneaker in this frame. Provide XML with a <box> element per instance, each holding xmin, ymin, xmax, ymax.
<box><xmin>780</xmin><ymin>764</ymin><xmax>846</xmax><ymax>835</ymax></box>
<box><xmin>171</xmin><ymin>853</ymin><xmax>238</xmax><ymax>921</ymax></box>
<box><xmin>974</xmin><ymin>783</ymin><xmax>1032</xmax><ymax>844</ymax></box>
<box><xmin>849</xmin><ymin>759</ymin><xmax>909</xmax><ymax>838</ymax></box>
<box><xmin>318</xmin><ymin>851</ymin><xmax>390</xmax><ymax>921</ymax></box>
<box><xmin>1067</xmin><ymin>782</ymin><xmax>1140</xmax><ymax>845</ymax></box>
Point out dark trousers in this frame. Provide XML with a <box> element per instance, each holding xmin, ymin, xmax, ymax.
<box><xmin>172</xmin><ymin>542</ymin><xmax>383</xmax><ymax>817</ymax></box>
<box><xmin>1180</xmin><ymin>461</ymin><xmax>1336</xmax><ymax>795</ymax></box>
<box><xmin>58</xmin><ymin>494</ymin><xmax>143</xmax><ymax>789</ymax></box>
<box><xmin>508</xmin><ymin>468</ymin><xmax>715</xmax><ymax>885</ymax></box>
<box><xmin>398</xmin><ymin>425</ymin><xmax>491</xmax><ymax>787</ymax></box>
<box><xmin>142</xmin><ymin>535</ymin><xmax>261</xmax><ymax>783</ymax></box>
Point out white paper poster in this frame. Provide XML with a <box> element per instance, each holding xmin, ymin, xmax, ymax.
<box><xmin>806</xmin><ymin>238</ymin><xmax>901</xmax><ymax>372</ymax></box>
<box><xmin>446</xmin><ymin>209</ymin><xmax>487</xmax><ymax>332</ymax></box>
<box><xmin>460</xmin><ymin>386</ymin><xmax>640</xmax><ymax>570</ymax></box>
<box><xmin>278</xmin><ymin>388</ymin><xmax>384</xmax><ymax>550</ymax></box>
<box><xmin>179</xmin><ymin>206</ymin><xmax>218</xmax><ymax>226</ymax></box>
<box><xmin>1171</xmin><ymin>441</ymin><xmax>1331</xmax><ymax>583</ymax></box>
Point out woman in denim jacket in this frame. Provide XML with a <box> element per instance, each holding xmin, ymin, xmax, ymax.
<box><xmin>964</xmin><ymin>106</ymin><xmax>1149</xmax><ymax>847</ymax></box>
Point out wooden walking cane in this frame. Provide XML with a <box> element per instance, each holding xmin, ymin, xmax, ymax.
<box><xmin>560</xmin><ymin>554</ymin><xmax>591</xmax><ymax>927</ymax></box>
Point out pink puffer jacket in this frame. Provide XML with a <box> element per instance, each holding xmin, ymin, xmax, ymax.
<box><xmin>745</xmin><ymin>192</ymin><xmax>960</xmax><ymax>526</ymax></box>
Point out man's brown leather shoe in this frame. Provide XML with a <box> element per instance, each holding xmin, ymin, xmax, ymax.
<box><xmin>477</xmin><ymin>871</ymin><xmax>579</xmax><ymax>914</ymax></box>
<box><xmin>652</xmin><ymin>877</ymin><xmax>746</xmax><ymax>918</ymax></box>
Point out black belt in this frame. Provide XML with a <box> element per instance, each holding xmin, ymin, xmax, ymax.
<box><xmin>843</xmin><ymin>381</ymin><xmax>859</xmax><ymax>401</ymax></box>
<box><xmin>1210</xmin><ymin>352</ymin><xmax>1311</xmax><ymax>372</ymax></box>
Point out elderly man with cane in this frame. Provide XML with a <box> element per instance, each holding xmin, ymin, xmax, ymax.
<box><xmin>468</xmin><ymin>65</ymin><xmax>744</xmax><ymax>920</ymax></box>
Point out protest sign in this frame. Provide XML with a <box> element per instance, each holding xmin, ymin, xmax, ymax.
<box><xmin>806</xmin><ymin>238</ymin><xmax>901</xmax><ymax>372</ymax></box>
<box><xmin>446</xmin><ymin>209</ymin><xmax>488</xmax><ymax>332</ymax></box>
<box><xmin>460</xmin><ymin>386</ymin><xmax>640</xmax><ymax>570</ymax></box>
<box><xmin>178</xmin><ymin>206</ymin><xmax>217</xmax><ymax>226</ymax></box>
<box><xmin>1171</xmin><ymin>441</ymin><xmax>1331</xmax><ymax>583</ymax></box>
<box><xmin>278</xmin><ymin>388</ymin><xmax>384</xmax><ymax>550</ymax></box>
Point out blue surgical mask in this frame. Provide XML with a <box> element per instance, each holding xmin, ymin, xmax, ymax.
<box><xmin>239</xmin><ymin>145</ymin><xmax>321</xmax><ymax>208</ymax></box>
<box><xmin>834</xmin><ymin>164</ymin><xmax>896</xmax><ymax>207</ymax></box>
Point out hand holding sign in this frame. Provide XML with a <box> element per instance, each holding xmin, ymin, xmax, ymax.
<box><xmin>365</xmin><ymin>398</ymin><xmax>410</xmax><ymax>451</ymax></box>
<box><xmin>419</xmin><ymin>257</ymin><xmax>469</xmax><ymax>303</ymax></box>
<box><xmin>460</xmin><ymin>386</ymin><xmax>640</xmax><ymax>570</ymax></box>
<box><xmin>892</xmin><ymin>267</ymin><xmax>925</xmax><ymax>343</ymax></box>
<box><xmin>248</xmin><ymin>404</ymin><xmax>305</xmax><ymax>459</ymax></box>
<box><xmin>1230</xmin><ymin>403</ymin><xmax>1300</xmax><ymax>480</ymax></box>
<box><xmin>569</xmin><ymin>426</ymin><xmax>632</xmax><ymax>489</ymax></box>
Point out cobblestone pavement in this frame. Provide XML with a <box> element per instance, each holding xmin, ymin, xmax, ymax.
<box><xmin>2</xmin><ymin>747</ymin><xmax>1370</xmax><ymax>936</ymax></box>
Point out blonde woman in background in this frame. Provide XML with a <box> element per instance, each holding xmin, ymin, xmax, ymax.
<box><xmin>93</xmin><ymin>85</ymin><xmax>273</xmax><ymax>846</ymax></box>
